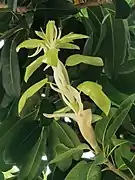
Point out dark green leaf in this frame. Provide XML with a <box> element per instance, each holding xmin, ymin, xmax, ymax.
<box><xmin>65</xmin><ymin>161</ymin><xmax>90</xmax><ymax>180</ymax></box>
<box><xmin>50</xmin><ymin>144</ymin><xmax>89</xmax><ymax>164</ymax></box>
<box><xmin>102</xmin><ymin>11</ymin><xmax>128</xmax><ymax>78</ymax></box>
<box><xmin>122</xmin><ymin>158</ymin><xmax>135</xmax><ymax>175</ymax></box>
<box><xmin>104</xmin><ymin>94</ymin><xmax>135</xmax><ymax>146</ymax></box>
<box><xmin>1</xmin><ymin>34</ymin><xmax>21</xmax><ymax>98</ymax></box>
<box><xmin>4</xmin><ymin>114</ymin><xmax>42</xmax><ymax>164</ymax></box>
<box><xmin>18</xmin><ymin>129</ymin><xmax>46</xmax><ymax>180</ymax></box>
<box><xmin>115</xmin><ymin>144</ymin><xmax>134</xmax><ymax>170</ymax></box>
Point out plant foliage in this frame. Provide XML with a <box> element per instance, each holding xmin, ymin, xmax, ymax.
<box><xmin>0</xmin><ymin>0</ymin><xmax>135</xmax><ymax>180</ymax></box>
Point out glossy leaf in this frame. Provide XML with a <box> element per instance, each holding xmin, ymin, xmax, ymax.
<box><xmin>104</xmin><ymin>94</ymin><xmax>135</xmax><ymax>145</ymax></box>
<box><xmin>18</xmin><ymin>78</ymin><xmax>48</xmax><ymax>114</ymax></box>
<box><xmin>77</xmin><ymin>81</ymin><xmax>111</xmax><ymax>115</ymax></box>
<box><xmin>65</xmin><ymin>161</ymin><xmax>89</xmax><ymax>180</ymax></box>
<box><xmin>102</xmin><ymin>11</ymin><xmax>129</xmax><ymax>78</ymax></box>
<box><xmin>24</xmin><ymin>55</ymin><xmax>46</xmax><ymax>82</ymax></box>
<box><xmin>4</xmin><ymin>115</ymin><xmax>42</xmax><ymax>164</ymax></box>
<box><xmin>50</xmin><ymin>144</ymin><xmax>90</xmax><ymax>164</ymax></box>
<box><xmin>18</xmin><ymin>129</ymin><xmax>46</xmax><ymax>180</ymax></box>
<box><xmin>1</xmin><ymin>35</ymin><xmax>20</xmax><ymax>97</ymax></box>
<box><xmin>66</xmin><ymin>54</ymin><xmax>103</xmax><ymax>67</ymax></box>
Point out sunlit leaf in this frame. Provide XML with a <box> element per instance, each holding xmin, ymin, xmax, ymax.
<box><xmin>45</xmin><ymin>48</ymin><xmax>59</xmax><ymax>67</ymax></box>
<box><xmin>77</xmin><ymin>81</ymin><xmax>111</xmax><ymax>115</ymax></box>
<box><xmin>18</xmin><ymin>78</ymin><xmax>48</xmax><ymax>114</ymax></box>
<box><xmin>58</xmin><ymin>33</ymin><xmax>88</xmax><ymax>44</ymax></box>
<box><xmin>46</xmin><ymin>21</ymin><xmax>56</xmax><ymax>42</ymax></box>
<box><xmin>66</xmin><ymin>54</ymin><xmax>103</xmax><ymax>67</ymax></box>
<box><xmin>57</xmin><ymin>43</ymin><xmax>80</xmax><ymax>50</ymax></box>
<box><xmin>16</xmin><ymin>39</ymin><xmax>44</xmax><ymax>52</ymax></box>
<box><xmin>24</xmin><ymin>55</ymin><xmax>46</xmax><ymax>82</ymax></box>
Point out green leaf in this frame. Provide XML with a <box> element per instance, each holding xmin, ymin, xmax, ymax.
<box><xmin>0</xmin><ymin>172</ymin><xmax>4</xmax><ymax>180</ymax></box>
<box><xmin>59</xmin><ymin>122</ymin><xmax>82</xmax><ymax>161</ymax></box>
<box><xmin>65</xmin><ymin>161</ymin><xmax>90</xmax><ymax>180</ymax></box>
<box><xmin>45</xmin><ymin>48</ymin><xmax>59</xmax><ymax>67</ymax></box>
<box><xmin>122</xmin><ymin>158</ymin><xmax>135</xmax><ymax>175</ymax></box>
<box><xmin>24</xmin><ymin>55</ymin><xmax>46</xmax><ymax>82</ymax></box>
<box><xmin>101</xmin><ymin>11</ymin><xmax>129</xmax><ymax>78</ymax></box>
<box><xmin>4</xmin><ymin>115</ymin><xmax>42</xmax><ymax>164</ymax></box>
<box><xmin>95</xmin><ymin>116</ymin><xmax>108</xmax><ymax>144</ymax></box>
<box><xmin>92</xmin><ymin>114</ymin><xmax>102</xmax><ymax>123</ymax></box>
<box><xmin>1</xmin><ymin>35</ymin><xmax>20</xmax><ymax>97</ymax></box>
<box><xmin>59</xmin><ymin>122</ymin><xmax>81</xmax><ymax>147</ymax></box>
<box><xmin>46</xmin><ymin>21</ymin><xmax>55</xmax><ymax>42</ymax></box>
<box><xmin>57</xmin><ymin>43</ymin><xmax>80</xmax><ymax>50</ymax></box>
<box><xmin>66</xmin><ymin>54</ymin><xmax>103</xmax><ymax>67</ymax></box>
<box><xmin>50</xmin><ymin>144</ymin><xmax>90</xmax><ymax>164</ymax></box>
<box><xmin>53</xmin><ymin>121</ymin><xmax>75</xmax><ymax>148</ymax></box>
<box><xmin>77</xmin><ymin>81</ymin><xmax>111</xmax><ymax>115</ymax></box>
<box><xmin>0</xmin><ymin>154</ymin><xmax>12</xmax><ymax>172</ymax></box>
<box><xmin>58</xmin><ymin>33</ymin><xmax>88</xmax><ymax>44</ymax></box>
<box><xmin>114</xmin><ymin>144</ymin><xmax>134</xmax><ymax>170</ymax></box>
<box><xmin>112</xmin><ymin>138</ymin><xmax>128</xmax><ymax>147</ymax></box>
<box><xmin>35</xmin><ymin>31</ymin><xmax>46</xmax><ymax>40</ymax></box>
<box><xmin>18</xmin><ymin>78</ymin><xmax>48</xmax><ymax>114</ymax></box>
<box><xmin>18</xmin><ymin>129</ymin><xmax>46</xmax><ymax>180</ymax></box>
<box><xmin>104</xmin><ymin>94</ymin><xmax>135</xmax><ymax>145</ymax></box>
<box><xmin>16</xmin><ymin>39</ymin><xmax>44</xmax><ymax>52</ymax></box>
<box><xmin>65</xmin><ymin>161</ymin><xmax>101</xmax><ymax>180</ymax></box>
<box><xmin>86</xmin><ymin>164</ymin><xmax>101</xmax><ymax>180</ymax></box>
<box><xmin>99</xmin><ymin>75</ymin><xmax>127</xmax><ymax>105</ymax></box>
<box><xmin>94</xmin><ymin>152</ymin><xmax>107</xmax><ymax>165</ymax></box>
<box><xmin>55</xmin><ymin>144</ymin><xmax>72</xmax><ymax>171</ymax></box>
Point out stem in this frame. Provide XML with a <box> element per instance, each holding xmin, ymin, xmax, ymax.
<box><xmin>105</xmin><ymin>161</ymin><xmax>132</xmax><ymax>180</ymax></box>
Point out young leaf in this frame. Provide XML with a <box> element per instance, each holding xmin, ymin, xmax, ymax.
<box><xmin>16</xmin><ymin>39</ymin><xmax>44</xmax><ymax>52</ymax></box>
<box><xmin>46</xmin><ymin>21</ymin><xmax>56</xmax><ymax>42</ymax></box>
<box><xmin>58</xmin><ymin>33</ymin><xmax>88</xmax><ymax>44</ymax></box>
<box><xmin>45</xmin><ymin>48</ymin><xmax>59</xmax><ymax>67</ymax></box>
<box><xmin>77</xmin><ymin>81</ymin><xmax>111</xmax><ymax>115</ymax></box>
<box><xmin>18</xmin><ymin>78</ymin><xmax>48</xmax><ymax>114</ymax></box>
<box><xmin>66</xmin><ymin>54</ymin><xmax>103</xmax><ymax>67</ymax></box>
<box><xmin>57</xmin><ymin>43</ymin><xmax>80</xmax><ymax>50</ymax></box>
<box><xmin>24</xmin><ymin>55</ymin><xmax>46</xmax><ymax>82</ymax></box>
